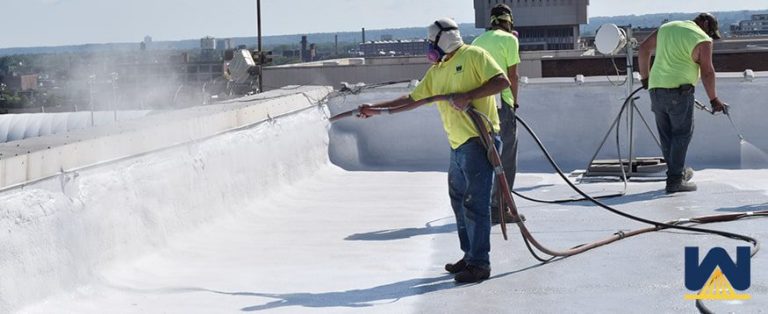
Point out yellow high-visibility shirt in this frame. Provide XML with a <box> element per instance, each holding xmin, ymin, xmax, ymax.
<box><xmin>410</xmin><ymin>44</ymin><xmax>504</xmax><ymax>149</ymax></box>
<box><xmin>650</xmin><ymin>20</ymin><xmax>712</xmax><ymax>89</ymax></box>
<box><xmin>472</xmin><ymin>29</ymin><xmax>520</xmax><ymax>106</ymax></box>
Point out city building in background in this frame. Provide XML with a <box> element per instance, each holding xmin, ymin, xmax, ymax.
<box><xmin>474</xmin><ymin>0</ymin><xmax>589</xmax><ymax>51</ymax></box>
<box><xmin>5</xmin><ymin>74</ymin><xmax>38</xmax><ymax>91</ymax></box>
<box><xmin>308</xmin><ymin>43</ymin><xmax>317</xmax><ymax>62</ymax></box>
<box><xmin>216</xmin><ymin>38</ymin><xmax>234</xmax><ymax>51</ymax></box>
<box><xmin>4</xmin><ymin>4</ymin><xmax>768</xmax><ymax>115</ymax></box>
<box><xmin>200</xmin><ymin>36</ymin><xmax>218</xmax><ymax>61</ymax></box>
<box><xmin>358</xmin><ymin>39</ymin><xmax>428</xmax><ymax>57</ymax></box>
<box><xmin>731</xmin><ymin>14</ymin><xmax>768</xmax><ymax>36</ymax></box>
<box><xmin>282</xmin><ymin>49</ymin><xmax>301</xmax><ymax>58</ymax></box>
<box><xmin>300</xmin><ymin>36</ymin><xmax>313</xmax><ymax>62</ymax></box>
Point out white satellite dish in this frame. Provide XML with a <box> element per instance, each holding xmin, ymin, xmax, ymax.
<box><xmin>594</xmin><ymin>23</ymin><xmax>627</xmax><ymax>55</ymax></box>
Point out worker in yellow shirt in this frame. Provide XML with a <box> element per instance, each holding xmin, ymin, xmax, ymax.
<box><xmin>358</xmin><ymin>17</ymin><xmax>509</xmax><ymax>283</ymax></box>
<box><xmin>638</xmin><ymin>13</ymin><xmax>727</xmax><ymax>193</ymax></box>
<box><xmin>472</xmin><ymin>3</ymin><xmax>521</xmax><ymax>224</ymax></box>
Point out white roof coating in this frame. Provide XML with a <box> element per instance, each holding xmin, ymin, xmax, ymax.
<box><xmin>2</xmin><ymin>77</ymin><xmax>768</xmax><ymax>313</ymax></box>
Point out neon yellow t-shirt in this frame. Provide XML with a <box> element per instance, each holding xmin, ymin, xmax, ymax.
<box><xmin>472</xmin><ymin>29</ymin><xmax>520</xmax><ymax>106</ymax></box>
<box><xmin>649</xmin><ymin>21</ymin><xmax>712</xmax><ymax>89</ymax></box>
<box><xmin>410</xmin><ymin>45</ymin><xmax>504</xmax><ymax>149</ymax></box>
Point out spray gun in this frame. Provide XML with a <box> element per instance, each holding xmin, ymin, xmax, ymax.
<box><xmin>694</xmin><ymin>99</ymin><xmax>745</xmax><ymax>142</ymax></box>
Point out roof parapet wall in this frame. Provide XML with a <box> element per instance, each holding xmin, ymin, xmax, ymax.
<box><xmin>0</xmin><ymin>86</ymin><xmax>333</xmax><ymax>191</ymax></box>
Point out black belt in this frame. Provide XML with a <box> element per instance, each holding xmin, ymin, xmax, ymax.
<box><xmin>652</xmin><ymin>84</ymin><xmax>694</xmax><ymax>92</ymax></box>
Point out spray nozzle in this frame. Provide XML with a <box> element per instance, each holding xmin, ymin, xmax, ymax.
<box><xmin>694</xmin><ymin>100</ymin><xmax>714</xmax><ymax>114</ymax></box>
<box><xmin>694</xmin><ymin>99</ymin><xmax>730</xmax><ymax>116</ymax></box>
<box><xmin>695</xmin><ymin>99</ymin><xmax>745</xmax><ymax>142</ymax></box>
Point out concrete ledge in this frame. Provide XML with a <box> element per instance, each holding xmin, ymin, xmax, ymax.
<box><xmin>328</xmin><ymin>72</ymin><xmax>768</xmax><ymax>171</ymax></box>
<box><xmin>0</xmin><ymin>86</ymin><xmax>333</xmax><ymax>190</ymax></box>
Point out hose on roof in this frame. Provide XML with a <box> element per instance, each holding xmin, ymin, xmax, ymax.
<box><xmin>329</xmin><ymin>81</ymin><xmax>764</xmax><ymax>313</ymax></box>
<box><xmin>467</xmin><ymin>107</ymin><xmax>766</xmax><ymax>314</ymax></box>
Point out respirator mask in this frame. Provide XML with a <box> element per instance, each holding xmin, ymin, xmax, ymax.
<box><xmin>427</xmin><ymin>21</ymin><xmax>458</xmax><ymax>63</ymax></box>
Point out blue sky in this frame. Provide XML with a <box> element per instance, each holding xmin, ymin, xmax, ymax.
<box><xmin>1</xmin><ymin>0</ymin><xmax>765</xmax><ymax>48</ymax></box>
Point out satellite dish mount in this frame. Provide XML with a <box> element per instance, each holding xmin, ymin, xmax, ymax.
<box><xmin>584</xmin><ymin>24</ymin><xmax>666</xmax><ymax>178</ymax></box>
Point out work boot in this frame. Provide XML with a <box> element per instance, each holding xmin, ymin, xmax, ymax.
<box><xmin>444</xmin><ymin>259</ymin><xmax>467</xmax><ymax>274</ymax></box>
<box><xmin>454</xmin><ymin>265</ymin><xmax>491</xmax><ymax>283</ymax></box>
<box><xmin>683</xmin><ymin>167</ymin><xmax>694</xmax><ymax>182</ymax></box>
<box><xmin>491</xmin><ymin>208</ymin><xmax>526</xmax><ymax>225</ymax></box>
<box><xmin>666</xmin><ymin>177</ymin><xmax>697</xmax><ymax>193</ymax></box>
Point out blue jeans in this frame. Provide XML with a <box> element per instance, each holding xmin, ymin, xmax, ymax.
<box><xmin>650</xmin><ymin>86</ymin><xmax>695</xmax><ymax>179</ymax></box>
<box><xmin>448</xmin><ymin>136</ymin><xmax>501</xmax><ymax>269</ymax></box>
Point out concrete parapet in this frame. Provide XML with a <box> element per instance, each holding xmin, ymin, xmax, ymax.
<box><xmin>327</xmin><ymin>72</ymin><xmax>768</xmax><ymax>171</ymax></box>
<box><xmin>0</xmin><ymin>86</ymin><xmax>332</xmax><ymax>190</ymax></box>
<box><xmin>0</xmin><ymin>86</ymin><xmax>332</xmax><ymax>313</ymax></box>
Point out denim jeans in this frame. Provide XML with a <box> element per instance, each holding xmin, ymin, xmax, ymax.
<box><xmin>448</xmin><ymin>136</ymin><xmax>501</xmax><ymax>269</ymax></box>
<box><xmin>491</xmin><ymin>101</ymin><xmax>518</xmax><ymax>209</ymax></box>
<box><xmin>650</xmin><ymin>86</ymin><xmax>695</xmax><ymax>179</ymax></box>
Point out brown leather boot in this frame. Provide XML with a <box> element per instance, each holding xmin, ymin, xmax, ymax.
<box><xmin>491</xmin><ymin>208</ymin><xmax>525</xmax><ymax>225</ymax></box>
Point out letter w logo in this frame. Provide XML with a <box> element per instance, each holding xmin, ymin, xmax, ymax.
<box><xmin>685</xmin><ymin>247</ymin><xmax>751</xmax><ymax>291</ymax></box>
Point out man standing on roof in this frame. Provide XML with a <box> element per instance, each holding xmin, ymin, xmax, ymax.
<box><xmin>472</xmin><ymin>3</ymin><xmax>521</xmax><ymax>224</ymax></box>
<box><xmin>358</xmin><ymin>17</ymin><xmax>510</xmax><ymax>283</ymax></box>
<box><xmin>638</xmin><ymin>13</ymin><xmax>727</xmax><ymax>193</ymax></box>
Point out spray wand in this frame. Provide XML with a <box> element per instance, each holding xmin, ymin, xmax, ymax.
<box><xmin>694</xmin><ymin>99</ymin><xmax>745</xmax><ymax>142</ymax></box>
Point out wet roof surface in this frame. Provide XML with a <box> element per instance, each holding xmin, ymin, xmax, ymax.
<box><xmin>23</xmin><ymin>167</ymin><xmax>768</xmax><ymax>313</ymax></box>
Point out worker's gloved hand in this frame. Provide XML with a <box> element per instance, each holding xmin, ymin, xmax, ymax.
<box><xmin>710</xmin><ymin>98</ymin><xmax>728</xmax><ymax>114</ymax></box>
<box><xmin>357</xmin><ymin>104</ymin><xmax>374</xmax><ymax>118</ymax></box>
<box><xmin>449</xmin><ymin>93</ymin><xmax>471</xmax><ymax>112</ymax></box>
<box><xmin>513</xmin><ymin>102</ymin><xmax>520</xmax><ymax>110</ymax></box>
<box><xmin>641</xmin><ymin>78</ymin><xmax>649</xmax><ymax>90</ymax></box>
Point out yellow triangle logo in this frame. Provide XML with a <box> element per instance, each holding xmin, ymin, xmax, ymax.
<box><xmin>684</xmin><ymin>268</ymin><xmax>751</xmax><ymax>300</ymax></box>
